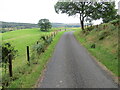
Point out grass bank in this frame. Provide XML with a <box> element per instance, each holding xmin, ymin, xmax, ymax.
<box><xmin>74</xmin><ymin>20</ymin><xmax>119</xmax><ymax>77</ymax></box>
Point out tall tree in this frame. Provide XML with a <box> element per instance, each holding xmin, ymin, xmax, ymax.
<box><xmin>54</xmin><ymin>1</ymin><xmax>118</xmax><ymax>30</ymax></box>
<box><xmin>38</xmin><ymin>19</ymin><xmax>52</xmax><ymax>32</ymax></box>
<box><xmin>55</xmin><ymin>1</ymin><xmax>94</xmax><ymax>30</ymax></box>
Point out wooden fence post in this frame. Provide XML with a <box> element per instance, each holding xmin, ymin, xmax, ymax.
<box><xmin>8</xmin><ymin>54</ymin><xmax>12</xmax><ymax>77</ymax></box>
<box><xmin>37</xmin><ymin>41</ymin><xmax>39</xmax><ymax>44</ymax></box>
<box><xmin>47</xmin><ymin>35</ymin><xmax>49</xmax><ymax>39</ymax></box>
<box><xmin>27</xmin><ymin>46</ymin><xmax>30</xmax><ymax>64</ymax></box>
<box><xmin>54</xmin><ymin>32</ymin><xmax>55</xmax><ymax>37</ymax></box>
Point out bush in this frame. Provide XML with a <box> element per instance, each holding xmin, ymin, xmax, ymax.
<box><xmin>46</xmin><ymin>37</ymin><xmax>53</xmax><ymax>44</ymax></box>
<box><xmin>32</xmin><ymin>43</ymin><xmax>45</xmax><ymax>55</ymax></box>
<box><xmin>91</xmin><ymin>43</ymin><xmax>96</xmax><ymax>48</ymax></box>
<box><xmin>31</xmin><ymin>43</ymin><xmax>45</xmax><ymax>64</ymax></box>
<box><xmin>41</xmin><ymin>36</ymin><xmax>53</xmax><ymax>44</ymax></box>
<box><xmin>2</xmin><ymin>43</ymin><xmax>18</xmax><ymax>63</ymax></box>
<box><xmin>2</xmin><ymin>43</ymin><xmax>18</xmax><ymax>73</ymax></box>
<box><xmin>31</xmin><ymin>35</ymin><xmax>53</xmax><ymax>64</ymax></box>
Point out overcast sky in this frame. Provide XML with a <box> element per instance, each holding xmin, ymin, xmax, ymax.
<box><xmin>0</xmin><ymin>0</ymin><xmax>119</xmax><ymax>24</ymax></box>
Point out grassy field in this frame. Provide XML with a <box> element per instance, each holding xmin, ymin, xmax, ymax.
<box><xmin>1</xmin><ymin>28</ymin><xmax>66</xmax><ymax>88</ymax></box>
<box><xmin>2</xmin><ymin>28</ymin><xmax>50</xmax><ymax>72</ymax></box>
<box><xmin>74</xmin><ymin>21</ymin><xmax>119</xmax><ymax>77</ymax></box>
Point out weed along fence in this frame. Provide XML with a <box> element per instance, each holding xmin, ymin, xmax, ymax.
<box><xmin>26</xmin><ymin>31</ymin><xmax>58</xmax><ymax>65</ymax></box>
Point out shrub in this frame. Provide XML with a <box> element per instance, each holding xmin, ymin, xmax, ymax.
<box><xmin>2</xmin><ymin>43</ymin><xmax>18</xmax><ymax>73</ymax></box>
<box><xmin>91</xmin><ymin>43</ymin><xmax>96</xmax><ymax>48</ymax></box>
<box><xmin>46</xmin><ymin>37</ymin><xmax>53</xmax><ymax>44</ymax></box>
<box><xmin>41</xmin><ymin>36</ymin><xmax>53</xmax><ymax>44</ymax></box>
<box><xmin>2</xmin><ymin>43</ymin><xmax>18</xmax><ymax>63</ymax></box>
<box><xmin>32</xmin><ymin>43</ymin><xmax>45</xmax><ymax>55</ymax></box>
<box><xmin>31</xmin><ymin>35</ymin><xmax>53</xmax><ymax>63</ymax></box>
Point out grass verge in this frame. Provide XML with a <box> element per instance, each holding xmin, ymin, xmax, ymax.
<box><xmin>74</xmin><ymin>30</ymin><xmax>119</xmax><ymax>77</ymax></box>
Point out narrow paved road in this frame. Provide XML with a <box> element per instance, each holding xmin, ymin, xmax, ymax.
<box><xmin>38</xmin><ymin>32</ymin><xmax>118</xmax><ymax>88</ymax></box>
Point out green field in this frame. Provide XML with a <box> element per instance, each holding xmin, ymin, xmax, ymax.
<box><xmin>2</xmin><ymin>28</ymin><xmax>50</xmax><ymax>71</ymax></box>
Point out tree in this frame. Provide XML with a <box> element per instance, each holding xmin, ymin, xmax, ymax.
<box><xmin>54</xmin><ymin>1</ymin><xmax>118</xmax><ymax>31</ymax></box>
<box><xmin>38</xmin><ymin>19</ymin><xmax>52</xmax><ymax>32</ymax></box>
<box><xmin>55</xmin><ymin>1</ymin><xmax>95</xmax><ymax>31</ymax></box>
<box><xmin>2</xmin><ymin>43</ymin><xmax>18</xmax><ymax>77</ymax></box>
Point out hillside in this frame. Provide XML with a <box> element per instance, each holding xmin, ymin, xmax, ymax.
<box><xmin>74</xmin><ymin>19</ymin><xmax>120</xmax><ymax>78</ymax></box>
<box><xmin>0</xmin><ymin>21</ymin><xmax>38</xmax><ymax>29</ymax></box>
<box><xmin>0</xmin><ymin>21</ymin><xmax>80</xmax><ymax>28</ymax></box>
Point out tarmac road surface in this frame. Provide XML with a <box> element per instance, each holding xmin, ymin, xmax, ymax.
<box><xmin>38</xmin><ymin>31</ymin><xmax>118</xmax><ymax>88</ymax></box>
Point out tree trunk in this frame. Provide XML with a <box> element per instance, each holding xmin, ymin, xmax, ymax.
<box><xmin>80</xmin><ymin>20</ymin><xmax>84</xmax><ymax>31</ymax></box>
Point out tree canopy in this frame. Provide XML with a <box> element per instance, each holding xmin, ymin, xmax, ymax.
<box><xmin>38</xmin><ymin>19</ymin><xmax>52</xmax><ymax>32</ymax></box>
<box><xmin>92</xmin><ymin>2</ymin><xmax>118</xmax><ymax>23</ymax></box>
<box><xmin>54</xmin><ymin>1</ymin><xmax>118</xmax><ymax>31</ymax></box>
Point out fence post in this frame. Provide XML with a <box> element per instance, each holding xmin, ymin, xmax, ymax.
<box><xmin>47</xmin><ymin>36</ymin><xmax>48</xmax><ymax>39</ymax></box>
<box><xmin>8</xmin><ymin>54</ymin><xmax>12</xmax><ymax>77</ymax></box>
<box><xmin>27</xmin><ymin>46</ymin><xmax>30</xmax><ymax>64</ymax></box>
<box><xmin>37</xmin><ymin>41</ymin><xmax>39</xmax><ymax>44</ymax></box>
<box><xmin>54</xmin><ymin>32</ymin><xmax>55</xmax><ymax>37</ymax></box>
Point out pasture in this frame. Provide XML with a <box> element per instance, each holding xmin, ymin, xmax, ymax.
<box><xmin>2</xmin><ymin>28</ymin><xmax>50</xmax><ymax>71</ymax></box>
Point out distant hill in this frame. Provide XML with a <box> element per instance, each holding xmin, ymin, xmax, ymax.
<box><xmin>0</xmin><ymin>21</ymin><xmax>80</xmax><ymax>28</ymax></box>
<box><xmin>0</xmin><ymin>21</ymin><xmax>38</xmax><ymax>29</ymax></box>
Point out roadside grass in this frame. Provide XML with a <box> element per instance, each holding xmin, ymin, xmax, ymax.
<box><xmin>74</xmin><ymin>22</ymin><xmax>119</xmax><ymax>77</ymax></box>
<box><xmin>7</xmin><ymin>31</ymin><xmax>65</xmax><ymax>88</ymax></box>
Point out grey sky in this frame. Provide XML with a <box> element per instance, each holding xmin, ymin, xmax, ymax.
<box><xmin>0</xmin><ymin>0</ymin><xmax>119</xmax><ymax>24</ymax></box>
